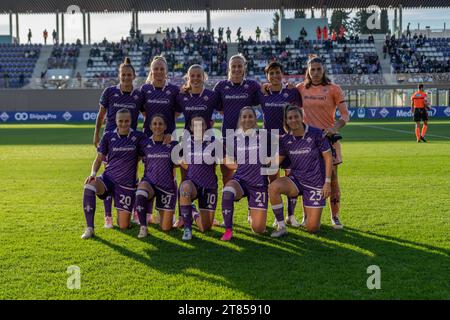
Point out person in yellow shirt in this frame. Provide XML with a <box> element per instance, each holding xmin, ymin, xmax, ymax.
<box><xmin>411</xmin><ymin>84</ymin><xmax>430</xmax><ymax>142</ymax></box>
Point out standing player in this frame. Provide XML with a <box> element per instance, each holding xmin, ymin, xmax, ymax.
<box><xmin>174</xmin><ymin>64</ymin><xmax>221</xmax><ymax>228</ymax></box>
<box><xmin>141</xmin><ymin>56</ymin><xmax>181</xmax><ymax>136</ymax></box>
<box><xmin>135</xmin><ymin>114</ymin><xmax>178</xmax><ymax>238</ymax></box>
<box><xmin>269</xmin><ymin>106</ymin><xmax>332</xmax><ymax>237</ymax></box>
<box><xmin>296</xmin><ymin>55</ymin><xmax>349</xmax><ymax>229</ymax></box>
<box><xmin>259</xmin><ymin>61</ymin><xmax>302</xmax><ymax>227</ymax></box>
<box><xmin>213</xmin><ymin>54</ymin><xmax>260</xmax><ymax>185</ymax></box>
<box><xmin>81</xmin><ymin>109</ymin><xmax>146</xmax><ymax>239</ymax></box>
<box><xmin>178</xmin><ymin>116</ymin><xmax>220</xmax><ymax>241</ymax></box>
<box><xmin>92</xmin><ymin>57</ymin><xmax>145</xmax><ymax>228</ymax></box>
<box><xmin>220</xmin><ymin>107</ymin><xmax>269</xmax><ymax>241</ymax></box>
<box><xmin>411</xmin><ymin>84</ymin><xmax>430</xmax><ymax>143</ymax></box>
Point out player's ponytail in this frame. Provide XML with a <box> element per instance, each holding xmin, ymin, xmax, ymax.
<box><xmin>119</xmin><ymin>57</ymin><xmax>136</xmax><ymax>75</ymax></box>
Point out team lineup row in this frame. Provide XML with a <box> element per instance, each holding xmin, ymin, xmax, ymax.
<box><xmin>82</xmin><ymin>53</ymin><xmax>350</xmax><ymax>241</ymax></box>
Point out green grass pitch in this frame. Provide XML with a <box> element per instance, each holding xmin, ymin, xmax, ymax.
<box><xmin>0</xmin><ymin>120</ymin><xmax>449</xmax><ymax>300</ymax></box>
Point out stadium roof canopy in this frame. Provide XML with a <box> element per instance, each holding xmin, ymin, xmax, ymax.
<box><xmin>2</xmin><ymin>0</ymin><xmax>449</xmax><ymax>13</ymax></box>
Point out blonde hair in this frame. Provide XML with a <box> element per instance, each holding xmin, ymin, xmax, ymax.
<box><xmin>227</xmin><ymin>54</ymin><xmax>247</xmax><ymax>80</ymax></box>
<box><xmin>146</xmin><ymin>56</ymin><xmax>168</xmax><ymax>83</ymax></box>
<box><xmin>183</xmin><ymin>64</ymin><xmax>208</xmax><ymax>90</ymax></box>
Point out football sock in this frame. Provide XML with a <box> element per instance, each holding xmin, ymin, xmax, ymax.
<box><xmin>421</xmin><ymin>124</ymin><xmax>427</xmax><ymax>137</ymax></box>
<box><xmin>103</xmin><ymin>196</ymin><xmax>112</xmax><ymax>217</ymax></box>
<box><xmin>415</xmin><ymin>127</ymin><xmax>421</xmax><ymax>140</ymax></box>
<box><xmin>287</xmin><ymin>197</ymin><xmax>297</xmax><ymax>217</ymax></box>
<box><xmin>135</xmin><ymin>190</ymin><xmax>149</xmax><ymax>227</ymax></box>
<box><xmin>221</xmin><ymin>190</ymin><xmax>235</xmax><ymax>230</ymax></box>
<box><xmin>272</xmin><ymin>203</ymin><xmax>285</xmax><ymax>223</ymax></box>
<box><xmin>180</xmin><ymin>205</ymin><xmax>193</xmax><ymax>230</ymax></box>
<box><xmin>83</xmin><ymin>185</ymin><xmax>97</xmax><ymax>228</ymax></box>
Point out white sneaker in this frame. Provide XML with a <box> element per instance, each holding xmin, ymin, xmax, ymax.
<box><xmin>182</xmin><ymin>228</ymin><xmax>192</xmax><ymax>241</ymax></box>
<box><xmin>104</xmin><ymin>216</ymin><xmax>113</xmax><ymax>229</ymax></box>
<box><xmin>81</xmin><ymin>227</ymin><xmax>95</xmax><ymax>239</ymax></box>
<box><xmin>271</xmin><ymin>226</ymin><xmax>287</xmax><ymax>238</ymax></box>
<box><xmin>331</xmin><ymin>216</ymin><xmax>344</xmax><ymax>229</ymax></box>
<box><xmin>137</xmin><ymin>226</ymin><xmax>148</xmax><ymax>238</ymax></box>
<box><xmin>286</xmin><ymin>215</ymin><xmax>301</xmax><ymax>227</ymax></box>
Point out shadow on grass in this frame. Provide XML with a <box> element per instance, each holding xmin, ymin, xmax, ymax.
<box><xmin>92</xmin><ymin>219</ymin><xmax>449</xmax><ymax>299</ymax></box>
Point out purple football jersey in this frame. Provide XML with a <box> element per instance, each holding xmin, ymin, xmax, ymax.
<box><xmin>184</xmin><ymin>137</ymin><xmax>218</xmax><ymax>189</ymax></box>
<box><xmin>258</xmin><ymin>87</ymin><xmax>302</xmax><ymax>134</ymax></box>
<box><xmin>97</xmin><ymin>129</ymin><xmax>146</xmax><ymax>187</ymax></box>
<box><xmin>176</xmin><ymin>88</ymin><xmax>219</xmax><ymax>130</ymax></box>
<box><xmin>213</xmin><ymin>79</ymin><xmax>260</xmax><ymax>135</ymax></box>
<box><xmin>232</xmin><ymin>130</ymin><xmax>268</xmax><ymax>187</ymax></box>
<box><xmin>279</xmin><ymin>125</ymin><xmax>331</xmax><ymax>187</ymax></box>
<box><xmin>140</xmin><ymin>82</ymin><xmax>180</xmax><ymax>136</ymax></box>
<box><xmin>142</xmin><ymin>139</ymin><xmax>177</xmax><ymax>190</ymax></box>
<box><xmin>99</xmin><ymin>85</ymin><xmax>145</xmax><ymax>131</ymax></box>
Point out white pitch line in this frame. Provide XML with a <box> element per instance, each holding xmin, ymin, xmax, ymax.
<box><xmin>359</xmin><ymin>124</ymin><xmax>450</xmax><ymax>140</ymax></box>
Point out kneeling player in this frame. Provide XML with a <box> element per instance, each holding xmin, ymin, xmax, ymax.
<box><xmin>178</xmin><ymin>116</ymin><xmax>219</xmax><ymax>241</ymax></box>
<box><xmin>135</xmin><ymin>114</ymin><xmax>178</xmax><ymax>238</ymax></box>
<box><xmin>81</xmin><ymin>109</ymin><xmax>146</xmax><ymax>239</ymax></box>
<box><xmin>269</xmin><ymin>106</ymin><xmax>332</xmax><ymax>236</ymax></box>
<box><xmin>221</xmin><ymin>107</ymin><xmax>269</xmax><ymax>241</ymax></box>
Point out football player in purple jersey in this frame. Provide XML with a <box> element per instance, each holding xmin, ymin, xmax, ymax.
<box><xmin>91</xmin><ymin>57</ymin><xmax>146</xmax><ymax>229</ymax></box>
<box><xmin>213</xmin><ymin>54</ymin><xmax>261</xmax><ymax>185</ymax></box>
<box><xmin>268</xmin><ymin>105</ymin><xmax>332</xmax><ymax>237</ymax></box>
<box><xmin>81</xmin><ymin>109</ymin><xmax>146</xmax><ymax>239</ymax></box>
<box><xmin>173</xmin><ymin>65</ymin><xmax>221</xmax><ymax>229</ymax></box>
<box><xmin>178</xmin><ymin>116</ymin><xmax>220</xmax><ymax>241</ymax></box>
<box><xmin>220</xmin><ymin>107</ymin><xmax>269</xmax><ymax>241</ymax></box>
<box><xmin>134</xmin><ymin>114</ymin><xmax>179</xmax><ymax>238</ymax></box>
<box><xmin>141</xmin><ymin>56</ymin><xmax>181</xmax><ymax>137</ymax></box>
<box><xmin>259</xmin><ymin>61</ymin><xmax>303</xmax><ymax>228</ymax></box>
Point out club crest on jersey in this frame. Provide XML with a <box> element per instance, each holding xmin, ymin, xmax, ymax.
<box><xmin>114</xmin><ymin>93</ymin><xmax>119</xmax><ymax>97</ymax></box>
<box><xmin>225</xmin><ymin>86</ymin><xmax>230</xmax><ymax>90</ymax></box>
<box><xmin>322</xmin><ymin>88</ymin><xmax>329</xmax><ymax>93</ymax></box>
<box><xmin>133</xmin><ymin>95</ymin><xmax>139</xmax><ymax>100</ymax></box>
<box><xmin>283</xmin><ymin>93</ymin><xmax>289</xmax><ymax>98</ymax></box>
<box><xmin>184</xmin><ymin>97</ymin><xmax>189</xmax><ymax>101</ymax></box>
<box><xmin>166</xmin><ymin>90</ymin><xmax>171</xmax><ymax>95</ymax></box>
<box><xmin>307</xmin><ymin>137</ymin><xmax>312</xmax><ymax>143</ymax></box>
<box><xmin>111</xmin><ymin>138</ymin><xmax>117</xmax><ymax>142</ymax></box>
<box><xmin>203</xmin><ymin>96</ymin><xmax>209</xmax><ymax>101</ymax></box>
<box><xmin>131</xmin><ymin>136</ymin><xmax>137</xmax><ymax>142</ymax></box>
<box><xmin>147</xmin><ymin>90</ymin><xmax>152</xmax><ymax>94</ymax></box>
<box><xmin>244</xmin><ymin>84</ymin><xmax>249</xmax><ymax>89</ymax></box>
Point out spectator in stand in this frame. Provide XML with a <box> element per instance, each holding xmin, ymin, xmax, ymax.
<box><xmin>3</xmin><ymin>73</ymin><xmax>9</xmax><ymax>88</ymax></box>
<box><xmin>406</xmin><ymin>23</ymin><xmax>411</xmax><ymax>39</ymax></box>
<box><xmin>316</xmin><ymin>26</ymin><xmax>322</xmax><ymax>41</ymax></box>
<box><xmin>323</xmin><ymin>26</ymin><xmax>329</xmax><ymax>41</ymax></box>
<box><xmin>52</xmin><ymin>29</ymin><xmax>58</xmax><ymax>44</ymax></box>
<box><xmin>300</xmin><ymin>27</ymin><xmax>307</xmax><ymax>41</ymax></box>
<box><xmin>339</xmin><ymin>25</ymin><xmax>346</xmax><ymax>39</ymax></box>
<box><xmin>218</xmin><ymin>27</ymin><xmax>224</xmax><ymax>42</ymax></box>
<box><xmin>256</xmin><ymin>26</ymin><xmax>261</xmax><ymax>41</ymax></box>
<box><xmin>19</xmin><ymin>73</ymin><xmax>25</xmax><ymax>87</ymax></box>
<box><xmin>331</xmin><ymin>29</ymin><xmax>337</xmax><ymax>42</ymax></box>
<box><xmin>383</xmin><ymin>43</ymin><xmax>387</xmax><ymax>59</ymax></box>
<box><xmin>226</xmin><ymin>27</ymin><xmax>231</xmax><ymax>42</ymax></box>
<box><xmin>368</xmin><ymin>32</ymin><xmax>374</xmax><ymax>43</ymax></box>
<box><xmin>43</xmin><ymin>29</ymin><xmax>48</xmax><ymax>45</ymax></box>
<box><xmin>27</xmin><ymin>29</ymin><xmax>32</xmax><ymax>44</ymax></box>
<box><xmin>237</xmin><ymin>27</ymin><xmax>242</xmax><ymax>41</ymax></box>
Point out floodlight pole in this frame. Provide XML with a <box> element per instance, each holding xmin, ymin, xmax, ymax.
<box><xmin>393</xmin><ymin>8</ymin><xmax>397</xmax><ymax>36</ymax></box>
<box><xmin>88</xmin><ymin>13</ymin><xmax>91</xmax><ymax>45</ymax></box>
<box><xmin>83</xmin><ymin>10</ymin><xmax>86</xmax><ymax>45</ymax></box>
<box><xmin>15</xmin><ymin>13</ymin><xmax>19</xmax><ymax>44</ymax></box>
<box><xmin>61</xmin><ymin>13</ymin><xmax>65</xmax><ymax>44</ymax></box>
<box><xmin>206</xmin><ymin>6</ymin><xmax>211</xmax><ymax>31</ymax></box>
<box><xmin>399</xmin><ymin>4</ymin><xmax>403</xmax><ymax>38</ymax></box>
<box><xmin>9</xmin><ymin>11</ymin><xmax>13</xmax><ymax>41</ymax></box>
<box><xmin>135</xmin><ymin>11</ymin><xmax>139</xmax><ymax>32</ymax></box>
<box><xmin>56</xmin><ymin>11</ymin><xmax>59</xmax><ymax>44</ymax></box>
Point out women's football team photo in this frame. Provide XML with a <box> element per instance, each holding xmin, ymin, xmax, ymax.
<box><xmin>82</xmin><ymin>53</ymin><xmax>350</xmax><ymax>241</ymax></box>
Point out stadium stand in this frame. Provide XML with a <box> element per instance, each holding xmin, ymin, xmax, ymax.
<box><xmin>0</xmin><ymin>44</ymin><xmax>41</xmax><ymax>88</ymax></box>
<box><xmin>47</xmin><ymin>42</ymin><xmax>82</xmax><ymax>70</ymax></box>
<box><xmin>238</xmin><ymin>37</ymin><xmax>384</xmax><ymax>85</ymax></box>
<box><xmin>388</xmin><ymin>34</ymin><xmax>450</xmax><ymax>83</ymax></box>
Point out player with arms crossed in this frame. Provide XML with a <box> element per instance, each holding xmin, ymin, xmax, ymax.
<box><xmin>296</xmin><ymin>55</ymin><xmax>349</xmax><ymax>229</ymax></box>
<box><xmin>92</xmin><ymin>58</ymin><xmax>145</xmax><ymax>228</ymax></box>
<box><xmin>269</xmin><ymin>106</ymin><xmax>332</xmax><ymax>237</ymax></box>
<box><xmin>411</xmin><ymin>84</ymin><xmax>430</xmax><ymax>143</ymax></box>
<box><xmin>220</xmin><ymin>107</ymin><xmax>269</xmax><ymax>241</ymax></box>
<box><xmin>81</xmin><ymin>109</ymin><xmax>146</xmax><ymax>239</ymax></box>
